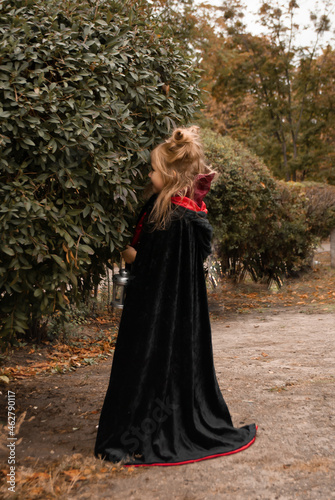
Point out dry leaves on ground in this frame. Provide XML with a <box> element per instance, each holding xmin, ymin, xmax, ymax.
<box><xmin>0</xmin><ymin>315</ymin><xmax>118</xmax><ymax>381</ymax></box>
<box><xmin>209</xmin><ymin>261</ymin><xmax>335</xmax><ymax>315</ymax></box>
<box><xmin>0</xmin><ymin>453</ymin><xmax>132</xmax><ymax>500</ymax></box>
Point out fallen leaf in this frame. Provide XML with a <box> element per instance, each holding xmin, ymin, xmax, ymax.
<box><xmin>27</xmin><ymin>472</ymin><xmax>51</xmax><ymax>480</ymax></box>
<box><xmin>63</xmin><ymin>469</ymin><xmax>83</xmax><ymax>480</ymax></box>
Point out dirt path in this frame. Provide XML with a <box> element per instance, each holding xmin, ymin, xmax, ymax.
<box><xmin>1</xmin><ymin>311</ymin><xmax>334</xmax><ymax>499</ymax></box>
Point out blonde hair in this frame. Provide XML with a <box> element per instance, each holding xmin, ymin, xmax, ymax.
<box><xmin>148</xmin><ymin>126</ymin><xmax>215</xmax><ymax>229</ymax></box>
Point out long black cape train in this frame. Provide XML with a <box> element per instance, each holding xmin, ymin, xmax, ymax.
<box><xmin>94</xmin><ymin>196</ymin><xmax>256</xmax><ymax>466</ymax></box>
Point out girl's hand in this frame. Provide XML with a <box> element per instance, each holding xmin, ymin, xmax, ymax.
<box><xmin>121</xmin><ymin>245</ymin><xmax>137</xmax><ymax>264</ymax></box>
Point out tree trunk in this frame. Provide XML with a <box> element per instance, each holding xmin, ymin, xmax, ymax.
<box><xmin>331</xmin><ymin>229</ymin><xmax>335</xmax><ymax>269</ymax></box>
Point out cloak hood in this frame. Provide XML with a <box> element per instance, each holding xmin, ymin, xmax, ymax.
<box><xmin>172</xmin><ymin>171</ymin><xmax>215</xmax><ymax>213</ymax></box>
<box><xmin>192</xmin><ymin>172</ymin><xmax>215</xmax><ymax>207</ymax></box>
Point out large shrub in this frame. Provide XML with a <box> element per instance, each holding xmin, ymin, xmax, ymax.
<box><xmin>282</xmin><ymin>182</ymin><xmax>335</xmax><ymax>240</ymax></box>
<box><xmin>0</xmin><ymin>0</ymin><xmax>201</xmax><ymax>343</ymax></box>
<box><xmin>202</xmin><ymin>129</ymin><xmax>318</xmax><ymax>286</ymax></box>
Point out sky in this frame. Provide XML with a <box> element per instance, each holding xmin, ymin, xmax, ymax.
<box><xmin>195</xmin><ymin>0</ymin><xmax>335</xmax><ymax>49</ymax></box>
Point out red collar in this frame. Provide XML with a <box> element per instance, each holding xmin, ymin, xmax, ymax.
<box><xmin>171</xmin><ymin>196</ymin><xmax>208</xmax><ymax>214</ymax></box>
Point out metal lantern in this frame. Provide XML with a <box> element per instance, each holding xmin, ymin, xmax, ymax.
<box><xmin>111</xmin><ymin>259</ymin><xmax>131</xmax><ymax>309</ymax></box>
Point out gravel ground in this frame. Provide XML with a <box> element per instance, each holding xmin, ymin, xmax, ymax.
<box><xmin>84</xmin><ymin>311</ymin><xmax>335</xmax><ymax>500</ymax></box>
<box><xmin>1</xmin><ymin>311</ymin><xmax>334</xmax><ymax>499</ymax></box>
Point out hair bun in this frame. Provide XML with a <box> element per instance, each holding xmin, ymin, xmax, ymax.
<box><xmin>172</xmin><ymin>126</ymin><xmax>199</xmax><ymax>145</ymax></box>
<box><xmin>173</xmin><ymin>129</ymin><xmax>184</xmax><ymax>143</ymax></box>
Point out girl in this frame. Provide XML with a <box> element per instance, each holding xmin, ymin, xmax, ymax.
<box><xmin>94</xmin><ymin>126</ymin><xmax>256</xmax><ymax>466</ymax></box>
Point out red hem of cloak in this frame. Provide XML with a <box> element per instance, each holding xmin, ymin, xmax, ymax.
<box><xmin>123</xmin><ymin>425</ymin><xmax>257</xmax><ymax>467</ymax></box>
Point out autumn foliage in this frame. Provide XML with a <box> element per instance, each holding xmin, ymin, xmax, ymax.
<box><xmin>195</xmin><ymin>0</ymin><xmax>335</xmax><ymax>183</ymax></box>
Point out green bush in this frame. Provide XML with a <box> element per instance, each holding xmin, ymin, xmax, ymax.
<box><xmin>202</xmin><ymin>129</ymin><xmax>318</xmax><ymax>286</ymax></box>
<box><xmin>0</xmin><ymin>0</ymin><xmax>201</xmax><ymax>344</ymax></box>
<box><xmin>282</xmin><ymin>181</ymin><xmax>335</xmax><ymax>240</ymax></box>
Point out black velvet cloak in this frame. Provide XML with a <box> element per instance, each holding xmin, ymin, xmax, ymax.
<box><xmin>94</xmin><ymin>196</ymin><xmax>256</xmax><ymax>466</ymax></box>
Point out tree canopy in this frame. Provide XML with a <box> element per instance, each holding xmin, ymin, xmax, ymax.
<box><xmin>194</xmin><ymin>0</ymin><xmax>335</xmax><ymax>183</ymax></box>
